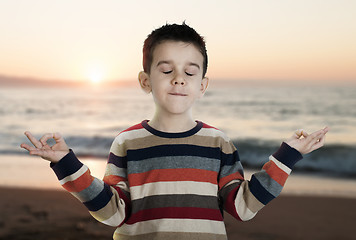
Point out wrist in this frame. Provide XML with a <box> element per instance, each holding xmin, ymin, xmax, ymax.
<box><xmin>273</xmin><ymin>142</ymin><xmax>303</xmax><ymax>169</ymax></box>
<box><xmin>50</xmin><ymin>150</ymin><xmax>83</xmax><ymax>180</ymax></box>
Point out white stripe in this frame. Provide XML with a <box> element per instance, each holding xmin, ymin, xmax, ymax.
<box><xmin>100</xmin><ymin>207</ymin><xmax>126</xmax><ymax>227</ymax></box>
<box><xmin>104</xmin><ymin>163</ymin><xmax>127</xmax><ymax>178</ymax></box>
<box><xmin>270</xmin><ymin>155</ymin><xmax>292</xmax><ymax>175</ymax></box>
<box><xmin>117</xmin><ymin>218</ymin><xmax>226</xmax><ymax>236</ymax></box>
<box><xmin>235</xmin><ymin>182</ymin><xmax>257</xmax><ymax>221</ymax></box>
<box><xmin>115</xmin><ymin>181</ymin><xmax>130</xmax><ymax>193</ymax></box>
<box><xmin>89</xmin><ymin>187</ymin><xmax>127</xmax><ymax>226</ymax></box>
<box><xmin>59</xmin><ymin>165</ymin><xmax>88</xmax><ymax>185</ymax></box>
<box><xmin>197</xmin><ymin>128</ymin><xmax>230</xmax><ymax>142</ymax></box>
<box><xmin>114</xmin><ymin>128</ymin><xmax>151</xmax><ymax>146</ymax></box>
<box><xmin>223</xmin><ymin>179</ymin><xmax>242</xmax><ymax>188</ymax></box>
<box><xmin>130</xmin><ymin>181</ymin><xmax>218</xmax><ymax>201</ymax></box>
<box><xmin>109</xmin><ymin>128</ymin><xmax>151</xmax><ymax>156</ymax></box>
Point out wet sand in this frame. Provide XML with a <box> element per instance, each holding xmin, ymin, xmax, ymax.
<box><xmin>1</xmin><ymin>187</ymin><xmax>355</xmax><ymax>240</ymax></box>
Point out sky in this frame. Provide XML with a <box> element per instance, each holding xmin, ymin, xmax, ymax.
<box><xmin>0</xmin><ymin>0</ymin><xmax>355</xmax><ymax>84</ymax></box>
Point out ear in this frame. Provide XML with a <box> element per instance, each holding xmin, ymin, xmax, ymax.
<box><xmin>138</xmin><ymin>71</ymin><xmax>151</xmax><ymax>93</ymax></box>
<box><xmin>199</xmin><ymin>77</ymin><xmax>209</xmax><ymax>97</ymax></box>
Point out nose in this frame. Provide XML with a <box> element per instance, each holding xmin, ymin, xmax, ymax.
<box><xmin>172</xmin><ymin>74</ymin><xmax>186</xmax><ymax>86</ymax></box>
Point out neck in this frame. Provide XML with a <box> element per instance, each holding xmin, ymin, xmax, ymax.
<box><xmin>149</xmin><ymin>111</ymin><xmax>196</xmax><ymax>133</ymax></box>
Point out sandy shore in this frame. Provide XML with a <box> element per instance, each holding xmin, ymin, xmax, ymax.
<box><xmin>1</xmin><ymin>155</ymin><xmax>356</xmax><ymax>239</ymax></box>
<box><xmin>0</xmin><ymin>186</ymin><xmax>355</xmax><ymax>240</ymax></box>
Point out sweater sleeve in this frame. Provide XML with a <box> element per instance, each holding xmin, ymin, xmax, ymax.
<box><xmin>51</xmin><ymin>145</ymin><xmax>131</xmax><ymax>227</ymax></box>
<box><xmin>218</xmin><ymin>142</ymin><xmax>303</xmax><ymax>221</ymax></box>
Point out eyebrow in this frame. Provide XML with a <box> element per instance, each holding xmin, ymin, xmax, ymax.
<box><xmin>156</xmin><ymin>60</ymin><xmax>200</xmax><ymax>69</ymax></box>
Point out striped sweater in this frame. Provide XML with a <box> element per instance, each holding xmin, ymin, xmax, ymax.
<box><xmin>51</xmin><ymin>120</ymin><xmax>303</xmax><ymax>240</ymax></box>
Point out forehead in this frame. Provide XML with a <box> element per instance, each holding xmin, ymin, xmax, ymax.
<box><xmin>151</xmin><ymin>40</ymin><xmax>204</xmax><ymax>66</ymax></box>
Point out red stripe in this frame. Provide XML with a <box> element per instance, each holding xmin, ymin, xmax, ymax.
<box><xmin>223</xmin><ymin>185</ymin><xmax>242</xmax><ymax>221</ymax></box>
<box><xmin>62</xmin><ymin>170</ymin><xmax>94</xmax><ymax>193</ymax></box>
<box><xmin>263</xmin><ymin>161</ymin><xmax>288</xmax><ymax>186</ymax></box>
<box><xmin>128</xmin><ymin>168</ymin><xmax>218</xmax><ymax>187</ymax></box>
<box><xmin>219</xmin><ymin>172</ymin><xmax>244</xmax><ymax>189</ymax></box>
<box><xmin>126</xmin><ymin>207</ymin><xmax>223</xmax><ymax>224</ymax></box>
<box><xmin>103</xmin><ymin>175</ymin><xmax>127</xmax><ymax>186</ymax></box>
<box><xmin>112</xmin><ymin>186</ymin><xmax>131</xmax><ymax>227</ymax></box>
<box><xmin>202</xmin><ymin>123</ymin><xmax>220</xmax><ymax>130</ymax></box>
<box><xmin>119</xmin><ymin>123</ymin><xmax>144</xmax><ymax>135</ymax></box>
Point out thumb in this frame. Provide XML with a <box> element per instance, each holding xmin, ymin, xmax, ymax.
<box><xmin>53</xmin><ymin>132</ymin><xmax>65</xmax><ymax>143</ymax></box>
<box><xmin>291</xmin><ymin>129</ymin><xmax>304</xmax><ymax>139</ymax></box>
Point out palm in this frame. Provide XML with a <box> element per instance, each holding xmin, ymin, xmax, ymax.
<box><xmin>285</xmin><ymin>127</ymin><xmax>329</xmax><ymax>155</ymax></box>
<box><xmin>20</xmin><ymin>132</ymin><xmax>70</xmax><ymax>162</ymax></box>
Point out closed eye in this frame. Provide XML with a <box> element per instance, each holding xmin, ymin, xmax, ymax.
<box><xmin>185</xmin><ymin>72</ymin><xmax>194</xmax><ymax>76</ymax></box>
<box><xmin>163</xmin><ymin>70</ymin><xmax>173</xmax><ymax>74</ymax></box>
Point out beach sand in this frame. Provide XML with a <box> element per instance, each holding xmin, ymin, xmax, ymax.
<box><xmin>0</xmin><ymin>187</ymin><xmax>355</xmax><ymax>240</ymax></box>
<box><xmin>1</xmin><ymin>155</ymin><xmax>356</xmax><ymax>239</ymax></box>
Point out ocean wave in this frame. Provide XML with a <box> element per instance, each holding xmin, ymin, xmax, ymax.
<box><xmin>5</xmin><ymin>135</ymin><xmax>356</xmax><ymax>178</ymax></box>
<box><xmin>234</xmin><ymin>139</ymin><xmax>356</xmax><ymax>177</ymax></box>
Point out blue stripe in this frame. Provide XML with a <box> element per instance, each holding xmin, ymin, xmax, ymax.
<box><xmin>142</xmin><ymin>120</ymin><xmax>203</xmax><ymax>138</ymax></box>
<box><xmin>127</xmin><ymin>144</ymin><xmax>221</xmax><ymax>161</ymax></box>
<box><xmin>221</xmin><ymin>150</ymin><xmax>240</xmax><ymax>167</ymax></box>
<box><xmin>108</xmin><ymin>152</ymin><xmax>127</xmax><ymax>168</ymax></box>
<box><xmin>83</xmin><ymin>183</ymin><xmax>113</xmax><ymax>211</ymax></box>
<box><xmin>253</xmin><ymin>170</ymin><xmax>282</xmax><ymax>197</ymax></box>
<box><xmin>76</xmin><ymin>178</ymin><xmax>105</xmax><ymax>203</ymax></box>
<box><xmin>51</xmin><ymin>150</ymin><xmax>83</xmax><ymax>180</ymax></box>
<box><xmin>272</xmin><ymin>142</ymin><xmax>303</xmax><ymax>169</ymax></box>
<box><xmin>219</xmin><ymin>160</ymin><xmax>244</xmax><ymax>179</ymax></box>
<box><xmin>248</xmin><ymin>175</ymin><xmax>275</xmax><ymax>205</ymax></box>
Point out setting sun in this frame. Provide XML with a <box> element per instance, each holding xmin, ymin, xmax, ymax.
<box><xmin>88</xmin><ymin>65</ymin><xmax>105</xmax><ymax>84</ymax></box>
<box><xmin>89</xmin><ymin>72</ymin><xmax>102</xmax><ymax>84</ymax></box>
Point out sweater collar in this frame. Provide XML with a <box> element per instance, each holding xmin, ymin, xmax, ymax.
<box><xmin>141</xmin><ymin>120</ymin><xmax>203</xmax><ymax>138</ymax></box>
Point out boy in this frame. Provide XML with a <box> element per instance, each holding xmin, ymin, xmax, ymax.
<box><xmin>21</xmin><ymin>23</ymin><xmax>329</xmax><ymax>240</ymax></box>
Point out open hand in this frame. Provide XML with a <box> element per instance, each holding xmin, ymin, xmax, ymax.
<box><xmin>20</xmin><ymin>131</ymin><xmax>70</xmax><ymax>162</ymax></box>
<box><xmin>285</xmin><ymin>127</ymin><xmax>329</xmax><ymax>155</ymax></box>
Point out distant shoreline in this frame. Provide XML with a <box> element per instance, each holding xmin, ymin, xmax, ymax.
<box><xmin>1</xmin><ymin>73</ymin><xmax>355</xmax><ymax>88</ymax></box>
<box><xmin>1</xmin><ymin>154</ymin><xmax>356</xmax><ymax>199</ymax></box>
<box><xmin>0</xmin><ymin>74</ymin><xmax>137</xmax><ymax>88</ymax></box>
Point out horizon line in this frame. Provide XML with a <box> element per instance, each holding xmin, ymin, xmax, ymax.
<box><xmin>0</xmin><ymin>73</ymin><xmax>355</xmax><ymax>88</ymax></box>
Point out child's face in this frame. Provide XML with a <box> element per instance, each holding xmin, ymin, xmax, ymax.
<box><xmin>140</xmin><ymin>40</ymin><xmax>208</xmax><ymax>117</ymax></box>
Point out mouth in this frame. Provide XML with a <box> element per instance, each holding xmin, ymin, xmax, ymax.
<box><xmin>169</xmin><ymin>92</ymin><xmax>187</xmax><ymax>96</ymax></box>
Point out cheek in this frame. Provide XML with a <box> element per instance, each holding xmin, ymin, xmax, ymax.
<box><xmin>193</xmin><ymin>81</ymin><xmax>203</xmax><ymax>93</ymax></box>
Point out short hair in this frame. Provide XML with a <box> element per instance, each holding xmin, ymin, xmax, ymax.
<box><xmin>142</xmin><ymin>22</ymin><xmax>208</xmax><ymax>78</ymax></box>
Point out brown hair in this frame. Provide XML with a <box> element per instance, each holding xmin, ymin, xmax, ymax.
<box><xmin>142</xmin><ymin>22</ymin><xmax>208</xmax><ymax>77</ymax></box>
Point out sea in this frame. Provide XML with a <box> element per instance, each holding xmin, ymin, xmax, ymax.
<box><xmin>1</xmin><ymin>80</ymin><xmax>356</xmax><ymax>178</ymax></box>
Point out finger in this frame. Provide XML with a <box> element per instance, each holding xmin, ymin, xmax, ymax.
<box><xmin>53</xmin><ymin>132</ymin><xmax>65</xmax><ymax>143</ymax></box>
<box><xmin>318</xmin><ymin>133</ymin><xmax>326</xmax><ymax>145</ymax></box>
<box><xmin>306</xmin><ymin>130</ymin><xmax>327</xmax><ymax>150</ymax></box>
<box><xmin>20</xmin><ymin>143</ymin><xmax>37</xmax><ymax>152</ymax></box>
<box><xmin>39</xmin><ymin>133</ymin><xmax>55</xmax><ymax>146</ymax></box>
<box><xmin>28</xmin><ymin>148</ymin><xmax>48</xmax><ymax>158</ymax></box>
<box><xmin>323</xmin><ymin>126</ymin><xmax>330</xmax><ymax>133</ymax></box>
<box><xmin>310</xmin><ymin>141</ymin><xmax>323</xmax><ymax>152</ymax></box>
<box><xmin>291</xmin><ymin>129</ymin><xmax>303</xmax><ymax>139</ymax></box>
<box><xmin>24</xmin><ymin>131</ymin><xmax>42</xmax><ymax>149</ymax></box>
<box><xmin>310</xmin><ymin>133</ymin><xmax>326</xmax><ymax>152</ymax></box>
<box><xmin>301</xmin><ymin>130</ymin><xmax>309</xmax><ymax>138</ymax></box>
<box><xmin>295</xmin><ymin>129</ymin><xmax>304</xmax><ymax>138</ymax></box>
<box><xmin>309</xmin><ymin>128</ymin><xmax>327</xmax><ymax>140</ymax></box>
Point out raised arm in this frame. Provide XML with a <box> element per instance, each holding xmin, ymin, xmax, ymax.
<box><xmin>20</xmin><ymin>132</ymin><xmax>130</xmax><ymax>227</ymax></box>
<box><xmin>218</xmin><ymin>127</ymin><xmax>329</xmax><ymax>221</ymax></box>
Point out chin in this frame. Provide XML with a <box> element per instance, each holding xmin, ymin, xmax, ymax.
<box><xmin>165</xmin><ymin>106</ymin><xmax>192</xmax><ymax>115</ymax></box>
